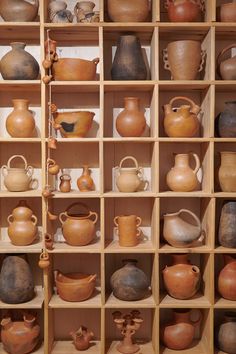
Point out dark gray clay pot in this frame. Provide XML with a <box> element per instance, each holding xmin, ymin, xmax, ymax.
<box><xmin>219</xmin><ymin>101</ymin><xmax>236</xmax><ymax>137</ymax></box>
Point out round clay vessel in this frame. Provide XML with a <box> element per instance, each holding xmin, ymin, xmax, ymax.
<box><xmin>165</xmin><ymin>0</ymin><xmax>203</xmax><ymax>22</ymax></box>
<box><xmin>220</xmin><ymin>2</ymin><xmax>236</xmax><ymax>22</ymax></box>
<box><xmin>71</xmin><ymin>326</ymin><xmax>94</xmax><ymax>351</ymax></box>
<box><xmin>0</xmin><ymin>42</ymin><xmax>39</xmax><ymax>80</ymax></box>
<box><xmin>38</xmin><ymin>251</ymin><xmax>50</xmax><ymax>269</ymax></box>
<box><xmin>110</xmin><ymin>259</ymin><xmax>149</xmax><ymax>301</ymax></box>
<box><xmin>52</xmin><ymin>57</ymin><xmax>99</xmax><ymax>81</ymax></box>
<box><xmin>163</xmin><ymin>254</ymin><xmax>201</xmax><ymax>299</ymax></box>
<box><xmin>217</xmin><ymin>312</ymin><xmax>236</xmax><ymax>354</ymax></box>
<box><xmin>0</xmin><ymin>255</ymin><xmax>34</xmax><ymax>304</ymax></box>
<box><xmin>48</xmin><ymin>1</ymin><xmax>73</xmax><ymax>23</ymax></box>
<box><xmin>6</xmin><ymin>99</ymin><xmax>36</xmax><ymax>138</ymax></box>
<box><xmin>218</xmin><ymin>200</ymin><xmax>236</xmax><ymax>248</ymax></box>
<box><xmin>1</xmin><ymin>314</ymin><xmax>40</xmax><ymax>354</ymax></box>
<box><xmin>116</xmin><ymin>156</ymin><xmax>145</xmax><ymax>193</ymax></box>
<box><xmin>0</xmin><ymin>0</ymin><xmax>39</xmax><ymax>22</ymax></box>
<box><xmin>218</xmin><ymin>255</ymin><xmax>236</xmax><ymax>301</ymax></box>
<box><xmin>217</xmin><ymin>44</ymin><xmax>236</xmax><ymax>80</ymax></box>
<box><xmin>114</xmin><ymin>215</ymin><xmax>142</xmax><ymax>247</ymax></box>
<box><xmin>107</xmin><ymin>0</ymin><xmax>149</xmax><ymax>22</ymax></box>
<box><xmin>218</xmin><ymin>101</ymin><xmax>236</xmax><ymax>137</ymax></box>
<box><xmin>116</xmin><ymin>97</ymin><xmax>146</xmax><ymax>137</ymax></box>
<box><xmin>77</xmin><ymin>165</ymin><xmax>95</xmax><ymax>192</ymax></box>
<box><xmin>219</xmin><ymin>151</ymin><xmax>236</xmax><ymax>192</ymax></box>
<box><xmin>59</xmin><ymin>174</ymin><xmax>71</xmax><ymax>193</ymax></box>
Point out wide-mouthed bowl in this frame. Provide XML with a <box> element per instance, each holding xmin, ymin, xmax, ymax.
<box><xmin>53</xmin><ymin>111</ymin><xmax>95</xmax><ymax>138</ymax></box>
<box><xmin>52</xmin><ymin>57</ymin><xmax>99</xmax><ymax>81</ymax></box>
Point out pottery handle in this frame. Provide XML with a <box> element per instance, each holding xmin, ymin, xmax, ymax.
<box><xmin>92</xmin><ymin>57</ymin><xmax>100</xmax><ymax>66</ymax></box>
<box><xmin>27</xmin><ymin>165</ymin><xmax>34</xmax><ymax>177</ymax></box>
<box><xmin>136</xmin><ymin>216</ymin><xmax>142</xmax><ymax>227</ymax></box>
<box><xmin>114</xmin><ymin>216</ymin><xmax>119</xmax><ymax>226</ymax></box>
<box><xmin>59</xmin><ymin>212</ymin><xmax>67</xmax><ymax>225</ymax></box>
<box><xmin>169</xmin><ymin>96</ymin><xmax>199</xmax><ymax>113</ymax></box>
<box><xmin>31</xmin><ymin>215</ymin><xmax>38</xmax><ymax>226</ymax></box>
<box><xmin>191</xmin><ymin>153</ymin><xmax>200</xmax><ymax>175</ymax></box>
<box><xmin>179</xmin><ymin>209</ymin><xmax>201</xmax><ymax>229</ymax></box>
<box><xmin>7</xmin><ymin>155</ymin><xmax>27</xmax><ymax>169</ymax></box>
<box><xmin>88</xmin><ymin>274</ymin><xmax>97</xmax><ymax>283</ymax></box>
<box><xmin>198</xmin><ymin>50</ymin><xmax>206</xmax><ymax>73</ymax></box>
<box><xmin>190</xmin><ymin>309</ymin><xmax>202</xmax><ymax>327</ymax></box>
<box><xmin>7</xmin><ymin>214</ymin><xmax>13</xmax><ymax>225</ymax></box>
<box><xmin>1</xmin><ymin>165</ymin><xmax>8</xmax><ymax>177</ymax></box>
<box><xmin>89</xmin><ymin>211</ymin><xmax>98</xmax><ymax>224</ymax></box>
<box><xmin>136</xmin><ymin>228</ymin><xmax>141</xmax><ymax>238</ymax></box>
<box><xmin>47</xmin><ymin>158</ymin><xmax>56</xmax><ymax>167</ymax></box>
<box><xmin>196</xmin><ymin>0</ymin><xmax>205</xmax><ymax>11</ymax></box>
<box><xmin>119</xmin><ymin>156</ymin><xmax>139</xmax><ymax>170</ymax></box>
<box><xmin>163</xmin><ymin>49</ymin><xmax>170</xmax><ymax>71</ymax></box>
<box><xmin>30</xmin><ymin>178</ymin><xmax>38</xmax><ymax>190</ymax></box>
<box><xmin>197</xmin><ymin>231</ymin><xmax>205</xmax><ymax>243</ymax></box>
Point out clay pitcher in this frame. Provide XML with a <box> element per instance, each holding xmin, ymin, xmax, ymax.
<box><xmin>163</xmin><ymin>254</ymin><xmax>201</xmax><ymax>299</ymax></box>
<box><xmin>70</xmin><ymin>326</ymin><xmax>94</xmax><ymax>351</ymax></box>
<box><xmin>166</xmin><ymin>153</ymin><xmax>200</xmax><ymax>192</ymax></box>
<box><xmin>217</xmin><ymin>44</ymin><xmax>236</xmax><ymax>80</ymax></box>
<box><xmin>163</xmin><ymin>96</ymin><xmax>200</xmax><ymax>137</ymax></box>
<box><xmin>0</xmin><ymin>0</ymin><xmax>39</xmax><ymax>22</ymax></box>
<box><xmin>116</xmin><ymin>156</ymin><xmax>147</xmax><ymax>193</ymax></box>
<box><xmin>59</xmin><ymin>173</ymin><xmax>71</xmax><ymax>193</ymax></box>
<box><xmin>218</xmin><ymin>101</ymin><xmax>236</xmax><ymax>137</ymax></box>
<box><xmin>114</xmin><ymin>215</ymin><xmax>142</xmax><ymax>247</ymax></box>
<box><xmin>163</xmin><ymin>40</ymin><xmax>206</xmax><ymax>80</ymax></box>
<box><xmin>219</xmin><ymin>151</ymin><xmax>236</xmax><ymax>192</ymax></box>
<box><xmin>107</xmin><ymin>0</ymin><xmax>149</xmax><ymax>22</ymax></box>
<box><xmin>218</xmin><ymin>201</ymin><xmax>236</xmax><ymax>248</ymax></box>
<box><xmin>116</xmin><ymin>97</ymin><xmax>146</xmax><ymax>137</ymax></box>
<box><xmin>163</xmin><ymin>209</ymin><xmax>203</xmax><ymax>248</ymax></box>
<box><xmin>217</xmin><ymin>312</ymin><xmax>236</xmax><ymax>354</ymax></box>
<box><xmin>6</xmin><ymin>99</ymin><xmax>36</xmax><ymax>138</ymax></box>
<box><xmin>220</xmin><ymin>2</ymin><xmax>236</xmax><ymax>22</ymax></box>
<box><xmin>218</xmin><ymin>255</ymin><xmax>236</xmax><ymax>301</ymax></box>
<box><xmin>165</xmin><ymin>0</ymin><xmax>204</xmax><ymax>22</ymax></box>
<box><xmin>77</xmin><ymin>165</ymin><xmax>95</xmax><ymax>192</ymax></box>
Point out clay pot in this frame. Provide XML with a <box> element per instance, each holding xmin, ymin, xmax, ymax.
<box><xmin>107</xmin><ymin>0</ymin><xmax>149</xmax><ymax>22</ymax></box>
<box><xmin>219</xmin><ymin>151</ymin><xmax>236</xmax><ymax>192</ymax></box>
<box><xmin>116</xmin><ymin>156</ymin><xmax>147</xmax><ymax>193</ymax></box>
<box><xmin>55</xmin><ymin>270</ymin><xmax>96</xmax><ymax>302</ymax></box>
<box><xmin>0</xmin><ymin>42</ymin><xmax>39</xmax><ymax>80</ymax></box>
<box><xmin>114</xmin><ymin>215</ymin><xmax>142</xmax><ymax>247</ymax></box>
<box><xmin>7</xmin><ymin>200</ymin><xmax>38</xmax><ymax>246</ymax></box>
<box><xmin>163</xmin><ymin>40</ymin><xmax>206</xmax><ymax>80</ymax></box>
<box><xmin>1</xmin><ymin>314</ymin><xmax>40</xmax><ymax>354</ymax></box>
<box><xmin>161</xmin><ymin>309</ymin><xmax>202</xmax><ymax>350</ymax></box>
<box><xmin>0</xmin><ymin>0</ymin><xmax>39</xmax><ymax>22</ymax></box>
<box><xmin>77</xmin><ymin>165</ymin><xmax>95</xmax><ymax>192</ymax></box>
<box><xmin>220</xmin><ymin>2</ymin><xmax>236</xmax><ymax>22</ymax></box>
<box><xmin>163</xmin><ymin>209</ymin><xmax>203</xmax><ymax>248</ymax></box>
<box><xmin>218</xmin><ymin>255</ymin><xmax>236</xmax><ymax>301</ymax></box>
<box><xmin>70</xmin><ymin>326</ymin><xmax>94</xmax><ymax>351</ymax></box>
<box><xmin>219</xmin><ymin>201</ymin><xmax>236</xmax><ymax>248</ymax></box>
<box><xmin>163</xmin><ymin>254</ymin><xmax>201</xmax><ymax>299</ymax></box>
<box><xmin>0</xmin><ymin>255</ymin><xmax>34</xmax><ymax>304</ymax></box>
<box><xmin>38</xmin><ymin>251</ymin><xmax>50</xmax><ymax>269</ymax></box>
<box><xmin>42</xmin><ymin>185</ymin><xmax>54</xmax><ymax>198</ymax></box>
<box><xmin>110</xmin><ymin>259</ymin><xmax>149</xmax><ymax>301</ymax></box>
<box><xmin>52</xmin><ymin>57</ymin><xmax>99</xmax><ymax>81</ymax></box>
<box><xmin>74</xmin><ymin>1</ymin><xmax>99</xmax><ymax>23</ymax></box>
<box><xmin>163</xmin><ymin>96</ymin><xmax>200</xmax><ymax>137</ymax></box>
<box><xmin>59</xmin><ymin>174</ymin><xmax>71</xmax><ymax>193</ymax></box>
<box><xmin>166</xmin><ymin>153</ymin><xmax>200</xmax><ymax>192</ymax></box>
<box><xmin>165</xmin><ymin>0</ymin><xmax>204</xmax><ymax>22</ymax></box>
<box><xmin>111</xmin><ymin>35</ymin><xmax>147</xmax><ymax>80</ymax></box>
<box><xmin>217</xmin><ymin>44</ymin><xmax>236</xmax><ymax>80</ymax></box>
<box><xmin>217</xmin><ymin>312</ymin><xmax>236</xmax><ymax>354</ymax></box>
<box><xmin>116</xmin><ymin>97</ymin><xmax>146</xmax><ymax>137</ymax></box>
<box><xmin>218</xmin><ymin>101</ymin><xmax>236</xmax><ymax>137</ymax></box>
<box><xmin>48</xmin><ymin>137</ymin><xmax>57</xmax><ymax>149</ymax></box>
<box><xmin>59</xmin><ymin>202</ymin><xmax>98</xmax><ymax>246</ymax></box>
<box><xmin>1</xmin><ymin>155</ymin><xmax>35</xmax><ymax>192</ymax></box>
<box><xmin>47</xmin><ymin>158</ymin><xmax>60</xmax><ymax>175</ymax></box>
<box><xmin>48</xmin><ymin>0</ymin><xmax>73</xmax><ymax>23</ymax></box>
<box><xmin>6</xmin><ymin>99</ymin><xmax>36</xmax><ymax>138</ymax></box>
<box><xmin>45</xmin><ymin>233</ymin><xmax>54</xmax><ymax>250</ymax></box>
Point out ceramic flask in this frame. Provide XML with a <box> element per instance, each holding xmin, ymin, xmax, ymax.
<box><xmin>114</xmin><ymin>215</ymin><xmax>142</xmax><ymax>247</ymax></box>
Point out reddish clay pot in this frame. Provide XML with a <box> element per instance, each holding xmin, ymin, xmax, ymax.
<box><xmin>218</xmin><ymin>255</ymin><xmax>236</xmax><ymax>301</ymax></box>
<box><xmin>220</xmin><ymin>2</ymin><xmax>236</xmax><ymax>22</ymax></box>
<box><xmin>107</xmin><ymin>0</ymin><xmax>149</xmax><ymax>22</ymax></box>
<box><xmin>165</xmin><ymin>0</ymin><xmax>204</xmax><ymax>22</ymax></box>
<box><xmin>52</xmin><ymin>57</ymin><xmax>99</xmax><ymax>81</ymax></box>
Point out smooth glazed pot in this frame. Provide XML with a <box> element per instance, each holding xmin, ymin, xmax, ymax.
<box><xmin>163</xmin><ymin>254</ymin><xmax>201</xmax><ymax>299</ymax></box>
<box><xmin>217</xmin><ymin>44</ymin><xmax>236</xmax><ymax>80</ymax></box>
<box><xmin>59</xmin><ymin>202</ymin><xmax>98</xmax><ymax>246</ymax></box>
<box><xmin>110</xmin><ymin>259</ymin><xmax>149</xmax><ymax>301</ymax></box>
<box><xmin>116</xmin><ymin>156</ymin><xmax>147</xmax><ymax>193</ymax></box>
<box><xmin>220</xmin><ymin>2</ymin><xmax>236</xmax><ymax>22</ymax></box>
<box><xmin>165</xmin><ymin>0</ymin><xmax>204</xmax><ymax>22</ymax></box>
<box><xmin>59</xmin><ymin>174</ymin><xmax>71</xmax><ymax>193</ymax></box>
<box><xmin>52</xmin><ymin>57</ymin><xmax>99</xmax><ymax>81</ymax></box>
<box><xmin>114</xmin><ymin>215</ymin><xmax>142</xmax><ymax>247</ymax></box>
<box><xmin>218</xmin><ymin>255</ymin><xmax>236</xmax><ymax>301</ymax></box>
<box><xmin>219</xmin><ymin>201</ymin><xmax>236</xmax><ymax>248</ymax></box>
<box><xmin>70</xmin><ymin>326</ymin><xmax>94</xmax><ymax>351</ymax></box>
<box><xmin>163</xmin><ymin>40</ymin><xmax>205</xmax><ymax>80</ymax></box>
<box><xmin>55</xmin><ymin>270</ymin><xmax>96</xmax><ymax>302</ymax></box>
<box><xmin>77</xmin><ymin>165</ymin><xmax>95</xmax><ymax>192</ymax></box>
<box><xmin>116</xmin><ymin>97</ymin><xmax>146</xmax><ymax>137</ymax></box>
<box><xmin>219</xmin><ymin>151</ymin><xmax>236</xmax><ymax>192</ymax></box>
<box><xmin>1</xmin><ymin>314</ymin><xmax>40</xmax><ymax>354</ymax></box>
<box><xmin>0</xmin><ymin>255</ymin><xmax>34</xmax><ymax>304</ymax></box>
<box><xmin>0</xmin><ymin>0</ymin><xmax>39</xmax><ymax>22</ymax></box>
<box><xmin>218</xmin><ymin>101</ymin><xmax>236</xmax><ymax>137</ymax></box>
<box><xmin>107</xmin><ymin>0</ymin><xmax>149</xmax><ymax>22</ymax></box>
<box><xmin>0</xmin><ymin>42</ymin><xmax>39</xmax><ymax>80</ymax></box>
<box><xmin>217</xmin><ymin>312</ymin><xmax>236</xmax><ymax>354</ymax></box>
<box><xmin>163</xmin><ymin>96</ymin><xmax>200</xmax><ymax>137</ymax></box>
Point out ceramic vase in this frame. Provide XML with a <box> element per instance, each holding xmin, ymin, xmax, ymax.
<box><xmin>219</xmin><ymin>200</ymin><xmax>236</xmax><ymax>248</ymax></box>
<box><xmin>107</xmin><ymin>0</ymin><xmax>149</xmax><ymax>22</ymax></box>
<box><xmin>218</xmin><ymin>101</ymin><xmax>236</xmax><ymax>137</ymax></box>
<box><xmin>219</xmin><ymin>151</ymin><xmax>236</xmax><ymax>192</ymax></box>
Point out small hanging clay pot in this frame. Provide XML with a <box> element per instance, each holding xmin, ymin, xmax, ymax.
<box><xmin>77</xmin><ymin>166</ymin><xmax>95</xmax><ymax>192</ymax></box>
<box><xmin>59</xmin><ymin>174</ymin><xmax>71</xmax><ymax>193</ymax></box>
<box><xmin>38</xmin><ymin>251</ymin><xmax>50</xmax><ymax>269</ymax></box>
<box><xmin>48</xmin><ymin>137</ymin><xmax>57</xmax><ymax>149</ymax></box>
<box><xmin>47</xmin><ymin>158</ymin><xmax>60</xmax><ymax>175</ymax></box>
<box><xmin>42</xmin><ymin>185</ymin><xmax>54</xmax><ymax>198</ymax></box>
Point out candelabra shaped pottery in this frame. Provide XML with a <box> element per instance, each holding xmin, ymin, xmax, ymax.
<box><xmin>0</xmin><ymin>0</ymin><xmax>39</xmax><ymax>21</ymax></box>
<box><xmin>77</xmin><ymin>165</ymin><xmax>95</xmax><ymax>192</ymax></box>
<box><xmin>218</xmin><ymin>255</ymin><xmax>236</xmax><ymax>301</ymax></box>
<box><xmin>107</xmin><ymin>0</ymin><xmax>149</xmax><ymax>22</ymax></box>
<box><xmin>218</xmin><ymin>201</ymin><xmax>236</xmax><ymax>248</ymax></box>
<box><xmin>217</xmin><ymin>44</ymin><xmax>236</xmax><ymax>80</ymax></box>
<box><xmin>165</xmin><ymin>0</ymin><xmax>204</xmax><ymax>22</ymax></box>
<box><xmin>48</xmin><ymin>0</ymin><xmax>73</xmax><ymax>23</ymax></box>
<box><xmin>220</xmin><ymin>2</ymin><xmax>236</xmax><ymax>22</ymax></box>
<box><xmin>74</xmin><ymin>1</ymin><xmax>99</xmax><ymax>23</ymax></box>
<box><xmin>112</xmin><ymin>310</ymin><xmax>143</xmax><ymax>354</ymax></box>
<box><xmin>114</xmin><ymin>215</ymin><xmax>142</xmax><ymax>247</ymax></box>
<box><xmin>217</xmin><ymin>312</ymin><xmax>236</xmax><ymax>354</ymax></box>
<box><xmin>218</xmin><ymin>101</ymin><xmax>236</xmax><ymax>137</ymax></box>
<box><xmin>70</xmin><ymin>326</ymin><xmax>94</xmax><ymax>350</ymax></box>
<box><xmin>219</xmin><ymin>151</ymin><xmax>236</xmax><ymax>192</ymax></box>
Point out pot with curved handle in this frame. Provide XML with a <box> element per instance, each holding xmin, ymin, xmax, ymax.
<box><xmin>59</xmin><ymin>202</ymin><xmax>98</xmax><ymax>246</ymax></box>
<box><xmin>217</xmin><ymin>43</ymin><xmax>236</xmax><ymax>80</ymax></box>
<box><xmin>114</xmin><ymin>215</ymin><xmax>142</xmax><ymax>247</ymax></box>
<box><xmin>165</xmin><ymin>0</ymin><xmax>204</xmax><ymax>22</ymax></box>
<box><xmin>116</xmin><ymin>156</ymin><xmax>147</xmax><ymax>192</ymax></box>
<box><xmin>47</xmin><ymin>158</ymin><xmax>60</xmax><ymax>175</ymax></box>
<box><xmin>0</xmin><ymin>0</ymin><xmax>39</xmax><ymax>22</ymax></box>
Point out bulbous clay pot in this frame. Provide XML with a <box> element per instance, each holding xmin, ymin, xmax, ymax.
<box><xmin>165</xmin><ymin>0</ymin><xmax>204</xmax><ymax>22</ymax></box>
<box><xmin>116</xmin><ymin>97</ymin><xmax>146</xmax><ymax>137</ymax></box>
<box><xmin>110</xmin><ymin>259</ymin><xmax>149</xmax><ymax>301</ymax></box>
<box><xmin>0</xmin><ymin>42</ymin><xmax>39</xmax><ymax>80</ymax></box>
<box><xmin>1</xmin><ymin>314</ymin><xmax>40</xmax><ymax>354</ymax></box>
<box><xmin>220</xmin><ymin>2</ymin><xmax>236</xmax><ymax>22</ymax></box>
<box><xmin>161</xmin><ymin>309</ymin><xmax>202</xmax><ymax>350</ymax></box>
<box><xmin>217</xmin><ymin>44</ymin><xmax>236</xmax><ymax>80</ymax></box>
<box><xmin>38</xmin><ymin>251</ymin><xmax>50</xmax><ymax>269</ymax></box>
<box><xmin>70</xmin><ymin>326</ymin><xmax>94</xmax><ymax>351</ymax></box>
<box><xmin>219</xmin><ymin>201</ymin><xmax>236</xmax><ymax>248</ymax></box>
<box><xmin>163</xmin><ymin>254</ymin><xmax>201</xmax><ymax>299</ymax></box>
<box><xmin>116</xmin><ymin>156</ymin><xmax>147</xmax><ymax>193</ymax></box>
<box><xmin>7</xmin><ymin>200</ymin><xmax>38</xmax><ymax>246</ymax></box>
<box><xmin>107</xmin><ymin>0</ymin><xmax>149</xmax><ymax>22</ymax></box>
<box><xmin>166</xmin><ymin>153</ymin><xmax>200</xmax><ymax>192</ymax></box>
<box><xmin>52</xmin><ymin>57</ymin><xmax>99</xmax><ymax>81</ymax></box>
<box><xmin>219</xmin><ymin>151</ymin><xmax>236</xmax><ymax>192</ymax></box>
<box><xmin>114</xmin><ymin>215</ymin><xmax>142</xmax><ymax>247</ymax></box>
<box><xmin>0</xmin><ymin>0</ymin><xmax>39</xmax><ymax>22</ymax></box>
<box><xmin>218</xmin><ymin>101</ymin><xmax>236</xmax><ymax>137</ymax></box>
<box><xmin>218</xmin><ymin>255</ymin><xmax>236</xmax><ymax>301</ymax></box>
<box><xmin>163</xmin><ymin>96</ymin><xmax>200</xmax><ymax>137</ymax></box>
<box><xmin>77</xmin><ymin>165</ymin><xmax>95</xmax><ymax>192</ymax></box>
<box><xmin>59</xmin><ymin>174</ymin><xmax>71</xmax><ymax>193</ymax></box>
<box><xmin>0</xmin><ymin>255</ymin><xmax>34</xmax><ymax>304</ymax></box>
<box><xmin>217</xmin><ymin>312</ymin><xmax>236</xmax><ymax>354</ymax></box>
<box><xmin>59</xmin><ymin>202</ymin><xmax>98</xmax><ymax>246</ymax></box>
<box><xmin>47</xmin><ymin>158</ymin><xmax>60</xmax><ymax>175</ymax></box>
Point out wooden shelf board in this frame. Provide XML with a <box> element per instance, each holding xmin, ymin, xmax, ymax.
<box><xmin>159</xmin><ymin>191</ymin><xmax>211</xmax><ymax>197</ymax></box>
<box><xmin>160</xmin><ymin>340</ymin><xmax>209</xmax><ymax>354</ymax></box>
<box><xmin>159</xmin><ymin>23</ymin><xmax>211</xmax><ymax>28</ymax></box>
<box><xmin>103</xmin><ymin>137</ymin><xmax>156</xmax><ymax>142</ymax></box>
<box><xmin>104</xmin><ymin>191</ymin><xmax>156</xmax><ymax>198</ymax></box>
<box><xmin>0</xmin><ymin>286</ymin><xmax>44</xmax><ymax>309</ymax></box>
<box><xmin>105</xmin><ymin>239</ymin><xmax>155</xmax><ymax>253</ymax></box>
<box><xmin>215</xmin><ymin>296</ymin><xmax>236</xmax><ymax>308</ymax></box>
<box><xmin>160</xmin><ymin>293</ymin><xmax>211</xmax><ymax>308</ymax></box>
<box><xmin>159</xmin><ymin>80</ymin><xmax>211</xmax><ymax>87</ymax></box>
<box><xmin>0</xmin><ymin>22</ymin><xmax>40</xmax><ymax>27</ymax></box>
<box><xmin>0</xmin><ymin>190</ymin><xmax>42</xmax><ymax>198</ymax></box>
<box><xmin>52</xmin><ymin>191</ymin><xmax>101</xmax><ymax>198</ymax></box>
<box><xmin>51</xmin><ymin>341</ymin><xmax>101</xmax><ymax>354</ymax></box>
<box><xmin>214</xmin><ymin>138</ymin><xmax>236</xmax><ymax>142</ymax></box>
<box><xmin>104</xmin><ymin>83</ymin><xmax>154</xmax><ymax>92</ymax></box>
<box><xmin>106</xmin><ymin>340</ymin><xmax>154</xmax><ymax>354</ymax></box>
<box><xmin>0</xmin><ymin>342</ymin><xmax>44</xmax><ymax>354</ymax></box>
<box><xmin>104</xmin><ymin>80</ymin><xmax>155</xmax><ymax>86</ymax></box>
<box><xmin>50</xmin><ymin>81</ymin><xmax>100</xmax><ymax>86</ymax></box>
<box><xmin>105</xmin><ymin>292</ymin><xmax>155</xmax><ymax>308</ymax></box>
<box><xmin>158</xmin><ymin>137</ymin><xmax>210</xmax><ymax>142</ymax></box>
<box><xmin>54</xmin><ymin>138</ymin><xmax>100</xmax><ymax>143</ymax></box>
<box><xmin>0</xmin><ymin>80</ymin><xmax>41</xmax><ymax>86</ymax></box>
<box><xmin>214</xmin><ymin>192</ymin><xmax>236</xmax><ymax>198</ymax></box>
<box><xmin>214</xmin><ymin>80</ymin><xmax>236</xmax><ymax>86</ymax></box>
<box><xmin>0</xmin><ymin>138</ymin><xmax>41</xmax><ymax>143</ymax></box>
<box><xmin>44</xmin><ymin>22</ymin><xmax>100</xmax><ymax>28</ymax></box>
<box><xmin>159</xmin><ymin>244</ymin><xmax>212</xmax><ymax>253</ymax></box>
<box><xmin>0</xmin><ymin>240</ymin><xmax>42</xmax><ymax>253</ymax></box>
<box><xmin>214</xmin><ymin>246</ymin><xmax>236</xmax><ymax>253</ymax></box>
<box><xmin>48</xmin><ymin>240</ymin><xmax>101</xmax><ymax>253</ymax></box>
<box><xmin>49</xmin><ymin>290</ymin><xmax>101</xmax><ymax>308</ymax></box>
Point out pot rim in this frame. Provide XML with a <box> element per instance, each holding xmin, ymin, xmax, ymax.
<box><xmin>54</xmin><ymin>58</ymin><xmax>96</xmax><ymax>64</ymax></box>
<box><xmin>54</xmin><ymin>110</ymin><xmax>95</xmax><ymax>116</ymax></box>
<box><xmin>221</xmin><ymin>2</ymin><xmax>236</xmax><ymax>7</ymax></box>
<box><xmin>168</xmin><ymin>39</ymin><xmax>201</xmax><ymax>45</ymax></box>
<box><xmin>225</xmin><ymin>100</ymin><xmax>236</xmax><ymax>104</ymax></box>
<box><xmin>65</xmin><ymin>212</ymin><xmax>91</xmax><ymax>220</ymax></box>
<box><xmin>220</xmin><ymin>151</ymin><xmax>236</xmax><ymax>154</ymax></box>
<box><xmin>56</xmin><ymin>272</ymin><xmax>96</xmax><ymax>284</ymax></box>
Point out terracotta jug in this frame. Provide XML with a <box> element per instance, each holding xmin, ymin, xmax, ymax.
<box><xmin>220</xmin><ymin>2</ymin><xmax>236</xmax><ymax>22</ymax></box>
<box><xmin>219</xmin><ymin>151</ymin><xmax>236</xmax><ymax>192</ymax></box>
<box><xmin>165</xmin><ymin>0</ymin><xmax>204</xmax><ymax>22</ymax></box>
<box><xmin>38</xmin><ymin>250</ymin><xmax>50</xmax><ymax>269</ymax></box>
<box><xmin>6</xmin><ymin>99</ymin><xmax>36</xmax><ymax>138</ymax></box>
<box><xmin>219</xmin><ymin>201</ymin><xmax>236</xmax><ymax>248</ymax></box>
<box><xmin>218</xmin><ymin>255</ymin><xmax>236</xmax><ymax>301</ymax></box>
<box><xmin>217</xmin><ymin>312</ymin><xmax>236</xmax><ymax>354</ymax></box>
<box><xmin>0</xmin><ymin>42</ymin><xmax>39</xmax><ymax>80</ymax></box>
<box><xmin>218</xmin><ymin>101</ymin><xmax>236</xmax><ymax>137</ymax></box>
<box><xmin>110</xmin><ymin>259</ymin><xmax>149</xmax><ymax>301</ymax></box>
<box><xmin>1</xmin><ymin>314</ymin><xmax>40</xmax><ymax>354</ymax></box>
<box><xmin>217</xmin><ymin>44</ymin><xmax>236</xmax><ymax>80</ymax></box>
<box><xmin>59</xmin><ymin>202</ymin><xmax>98</xmax><ymax>246</ymax></box>
<box><xmin>107</xmin><ymin>0</ymin><xmax>149</xmax><ymax>22</ymax></box>
<box><xmin>70</xmin><ymin>326</ymin><xmax>94</xmax><ymax>351</ymax></box>
<box><xmin>163</xmin><ymin>254</ymin><xmax>201</xmax><ymax>299</ymax></box>
<box><xmin>166</xmin><ymin>153</ymin><xmax>200</xmax><ymax>192</ymax></box>
<box><xmin>161</xmin><ymin>309</ymin><xmax>202</xmax><ymax>350</ymax></box>
<box><xmin>114</xmin><ymin>215</ymin><xmax>142</xmax><ymax>247</ymax></box>
<box><xmin>116</xmin><ymin>156</ymin><xmax>147</xmax><ymax>193</ymax></box>
<box><xmin>77</xmin><ymin>165</ymin><xmax>95</xmax><ymax>192</ymax></box>
<box><xmin>163</xmin><ymin>96</ymin><xmax>200</xmax><ymax>137</ymax></box>
<box><xmin>0</xmin><ymin>255</ymin><xmax>34</xmax><ymax>304</ymax></box>
<box><xmin>116</xmin><ymin>97</ymin><xmax>146</xmax><ymax>137</ymax></box>
<box><xmin>42</xmin><ymin>184</ymin><xmax>54</xmax><ymax>198</ymax></box>
<box><xmin>163</xmin><ymin>209</ymin><xmax>203</xmax><ymax>248</ymax></box>
<box><xmin>163</xmin><ymin>40</ymin><xmax>206</xmax><ymax>80</ymax></box>
<box><xmin>0</xmin><ymin>0</ymin><xmax>39</xmax><ymax>22</ymax></box>
<box><xmin>111</xmin><ymin>35</ymin><xmax>147</xmax><ymax>80</ymax></box>
<box><xmin>48</xmin><ymin>0</ymin><xmax>73</xmax><ymax>23</ymax></box>
<box><xmin>59</xmin><ymin>173</ymin><xmax>71</xmax><ymax>193</ymax></box>
<box><xmin>7</xmin><ymin>200</ymin><xmax>38</xmax><ymax>246</ymax></box>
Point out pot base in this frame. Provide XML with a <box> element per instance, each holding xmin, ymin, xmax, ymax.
<box><xmin>117</xmin><ymin>343</ymin><xmax>140</xmax><ymax>354</ymax></box>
